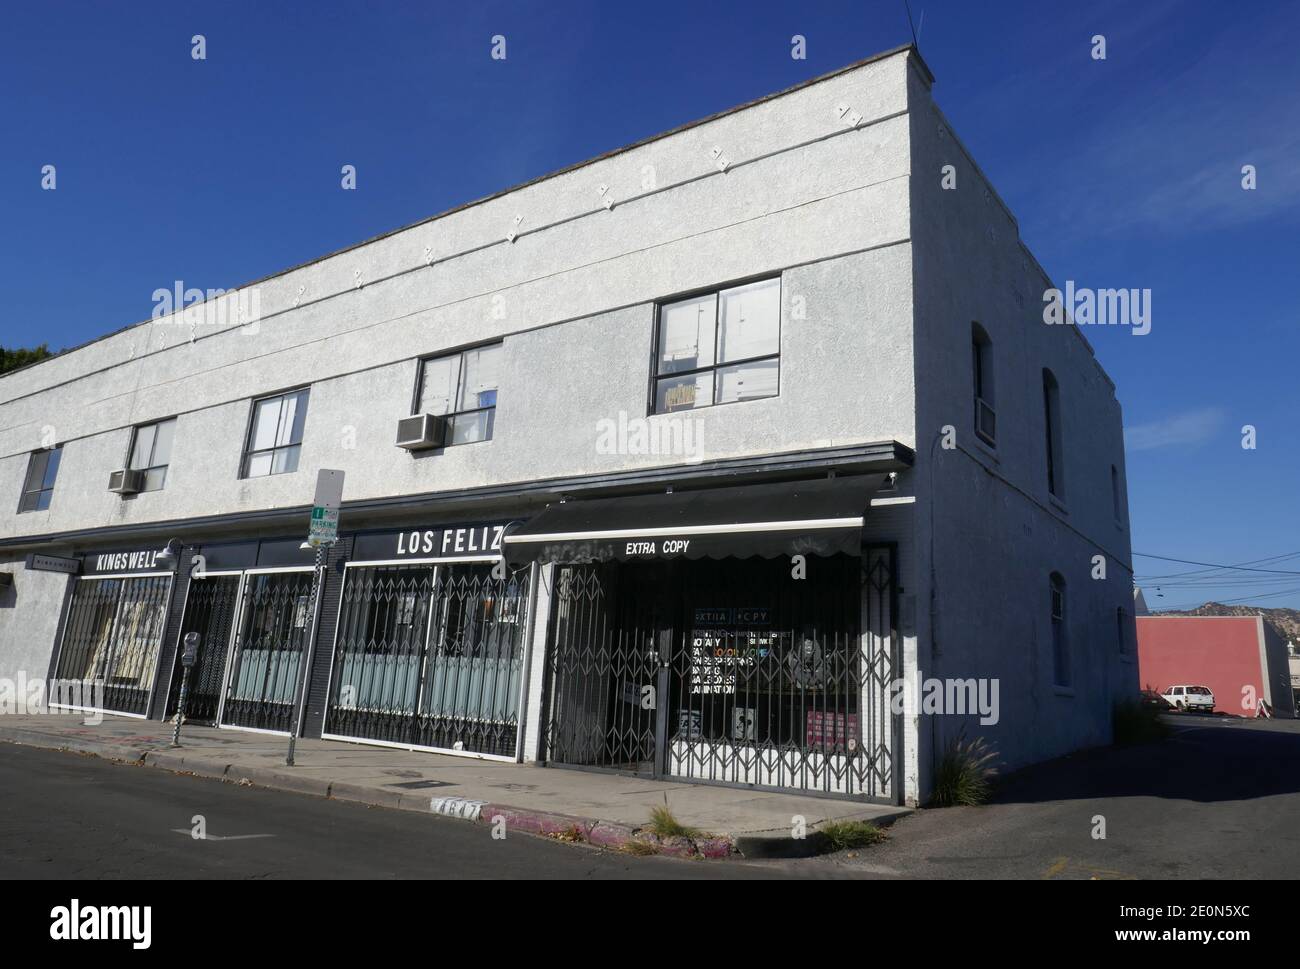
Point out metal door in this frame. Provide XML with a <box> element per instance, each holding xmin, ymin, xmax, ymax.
<box><xmin>165</xmin><ymin>574</ymin><xmax>242</xmax><ymax>724</ymax></box>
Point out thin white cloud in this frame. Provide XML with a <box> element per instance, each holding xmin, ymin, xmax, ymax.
<box><xmin>1124</xmin><ymin>406</ymin><xmax>1226</xmax><ymax>452</ymax></box>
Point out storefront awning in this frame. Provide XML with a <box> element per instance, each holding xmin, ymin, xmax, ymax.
<box><xmin>503</xmin><ymin>473</ymin><xmax>888</xmax><ymax>565</ymax></box>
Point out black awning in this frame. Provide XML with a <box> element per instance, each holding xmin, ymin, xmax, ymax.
<box><xmin>503</xmin><ymin>473</ymin><xmax>888</xmax><ymax>565</ymax></box>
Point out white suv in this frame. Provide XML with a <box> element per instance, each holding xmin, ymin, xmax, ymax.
<box><xmin>1161</xmin><ymin>684</ymin><xmax>1215</xmax><ymax>712</ymax></box>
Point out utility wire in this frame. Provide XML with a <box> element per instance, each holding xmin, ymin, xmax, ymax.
<box><xmin>1135</xmin><ymin>551</ymin><xmax>1300</xmax><ymax>581</ymax></box>
<box><xmin>1134</xmin><ymin>551</ymin><xmax>1300</xmax><ymax>576</ymax></box>
<box><xmin>1158</xmin><ymin>585</ymin><xmax>1300</xmax><ymax>611</ymax></box>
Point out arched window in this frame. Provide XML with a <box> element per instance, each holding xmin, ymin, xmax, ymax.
<box><xmin>1042</xmin><ymin>369</ymin><xmax>1064</xmax><ymax>497</ymax></box>
<box><xmin>972</xmin><ymin>323</ymin><xmax>995</xmax><ymax>445</ymax></box>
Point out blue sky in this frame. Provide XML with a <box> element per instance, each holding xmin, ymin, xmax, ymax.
<box><xmin>2</xmin><ymin>1</ymin><xmax>1297</xmax><ymax>609</ymax></box>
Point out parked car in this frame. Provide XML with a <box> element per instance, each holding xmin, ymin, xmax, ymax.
<box><xmin>1140</xmin><ymin>689</ymin><xmax>1174</xmax><ymax>711</ymax></box>
<box><xmin>1160</xmin><ymin>684</ymin><xmax>1215</xmax><ymax>712</ymax></box>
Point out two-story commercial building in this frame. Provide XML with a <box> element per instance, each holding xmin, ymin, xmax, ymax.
<box><xmin>0</xmin><ymin>44</ymin><xmax>1138</xmax><ymax>805</ymax></box>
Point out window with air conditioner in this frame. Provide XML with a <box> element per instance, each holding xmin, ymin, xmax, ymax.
<box><xmin>411</xmin><ymin>343</ymin><xmax>502</xmax><ymax>446</ymax></box>
<box><xmin>123</xmin><ymin>417</ymin><xmax>176</xmax><ymax>492</ymax></box>
<box><xmin>652</xmin><ymin>277</ymin><xmax>781</xmax><ymax>414</ymax></box>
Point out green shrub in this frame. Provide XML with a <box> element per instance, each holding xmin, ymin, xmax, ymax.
<box><xmin>929</xmin><ymin>731</ymin><xmax>999</xmax><ymax>807</ymax></box>
<box><xmin>646</xmin><ymin>801</ymin><xmax>702</xmax><ymax>840</ymax></box>
<box><xmin>1113</xmin><ymin>698</ymin><xmax>1170</xmax><ymax>745</ymax></box>
<box><xmin>819</xmin><ymin>820</ymin><xmax>886</xmax><ymax>851</ymax></box>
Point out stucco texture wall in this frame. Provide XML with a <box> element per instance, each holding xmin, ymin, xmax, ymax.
<box><xmin>904</xmin><ymin>62</ymin><xmax>1139</xmax><ymax>787</ymax></box>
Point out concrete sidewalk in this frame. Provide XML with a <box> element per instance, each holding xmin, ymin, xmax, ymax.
<box><xmin>0</xmin><ymin>714</ymin><xmax>907</xmax><ymax>858</ymax></box>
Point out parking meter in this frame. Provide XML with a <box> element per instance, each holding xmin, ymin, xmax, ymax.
<box><xmin>181</xmin><ymin>632</ymin><xmax>200</xmax><ymax>668</ymax></box>
<box><xmin>171</xmin><ymin>633</ymin><xmax>202</xmax><ymax>747</ymax></box>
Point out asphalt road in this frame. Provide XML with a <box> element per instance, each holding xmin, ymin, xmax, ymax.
<box><xmin>0</xmin><ymin>743</ymin><xmax>784</xmax><ymax>879</ymax></box>
<box><xmin>805</xmin><ymin>716</ymin><xmax>1300</xmax><ymax>879</ymax></box>
<box><xmin>5</xmin><ymin>715</ymin><xmax>1298</xmax><ymax>880</ymax></box>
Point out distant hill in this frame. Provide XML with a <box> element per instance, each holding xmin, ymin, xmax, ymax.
<box><xmin>1153</xmin><ymin>602</ymin><xmax>1300</xmax><ymax>646</ymax></box>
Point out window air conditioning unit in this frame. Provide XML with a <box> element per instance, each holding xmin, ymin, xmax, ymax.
<box><xmin>108</xmin><ymin>468</ymin><xmax>145</xmax><ymax>495</ymax></box>
<box><xmin>975</xmin><ymin>397</ymin><xmax>997</xmax><ymax>445</ymax></box>
<box><xmin>395</xmin><ymin>413</ymin><xmax>450</xmax><ymax>451</ymax></box>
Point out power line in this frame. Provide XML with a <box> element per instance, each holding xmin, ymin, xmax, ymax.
<box><xmin>1135</xmin><ymin>551</ymin><xmax>1300</xmax><ymax>581</ymax></box>
<box><xmin>1134</xmin><ymin>551</ymin><xmax>1300</xmax><ymax>576</ymax></box>
<box><xmin>1157</xmin><ymin>584</ymin><xmax>1300</xmax><ymax>611</ymax></box>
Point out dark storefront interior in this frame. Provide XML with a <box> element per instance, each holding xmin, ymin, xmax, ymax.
<box><xmin>542</xmin><ymin>550</ymin><xmax>895</xmax><ymax>798</ymax></box>
<box><xmin>507</xmin><ymin>473</ymin><xmax>898</xmax><ymax>799</ymax></box>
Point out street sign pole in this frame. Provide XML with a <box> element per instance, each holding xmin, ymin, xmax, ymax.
<box><xmin>286</xmin><ymin>469</ymin><xmax>344</xmax><ymax>767</ymax></box>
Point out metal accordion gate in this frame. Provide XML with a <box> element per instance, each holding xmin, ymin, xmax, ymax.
<box><xmin>219</xmin><ymin>570</ymin><xmax>316</xmax><ymax>733</ymax></box>
<box><xmin>541</xmin><ymin>547</ymin><xmax>897</xmax><ymax>800</ymax></box>
<box><xmin>165</xmin><ymin>574</ymin><xmax>242</xmax><ymax>724</ymax></box>
<box><xmin>322</xmin><ymin>562</ymin><xmax>532</xmax><ymax>758</ymax></box>
<box><xmin>51</xmin><ymin>574</ymin><xmax>173</xmax><ymax>717</ymax></box>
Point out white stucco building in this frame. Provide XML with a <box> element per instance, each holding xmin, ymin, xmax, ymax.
<box><xmin>0</xmin><ymin>44</ymin><xmax>1137</xmax><ymax>805</ymax></box>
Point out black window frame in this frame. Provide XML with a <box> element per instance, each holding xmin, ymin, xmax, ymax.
<box><xmin>240</xmin><ymin>387</ymin><xmax>311</xmax><ymax>479</ymax></box>
<box><xmin>1050</xmin><ymin>571</ymin><xmax>1070</xmax><ymax>688</ymax></box>
<box><xmin>126</xmin><ymin>416</ymin><xmax>178</xmax><ymax>493</ymax></box>
<box><xmin>1111</xmin><ymin>464</ymin><xmax>1123</xmax><ymax>524</ymax></box>
<box><xmin>649</xmin><ymin>275</ymin><xmax>782</xmax><ymax>416</ymax></box>
<box><xmin>17</xmin><ymin>445</ymin><xmax>63</xmax><ymax>513</ymax></box>
<box><xmin>412</xmin><ymin>341</ymin><xmax>503</xmax><ymax>446</ymax></box>
<box><xmin>1043</xmin><ymin>368</ymin><xmax>1064</xmax><ymax>499</ymax></box>
<box><xmin>972</xmin><ymin>322</ymin><xmax>996</xmax><ymax>446</ymax></box>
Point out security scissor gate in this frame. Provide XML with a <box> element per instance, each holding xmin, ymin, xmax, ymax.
<box><xmin>542</xmin><ymin>548</ymin><xmax>897</xmax><ymax>800</ymax></box>
<box><xmin>51</xmin><ymin>574</ymin><xmax>172</xmax><ymax>717</ymax></box>
<box><xmin>164</xmin><ymin>574</ymin><xmax>242</xmax><ymax>724</ymax></box>
<box><xmin>219</xmin><ymin>570</ymin><xmax>316</xmax><ymax>733</ymax></box>
<box><xmin>322</xmin><ymin>562</ymin><xmax>532</xmax><ymax>758</ymax></box>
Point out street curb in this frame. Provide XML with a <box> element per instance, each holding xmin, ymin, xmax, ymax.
<box><xmin>0</xmin><ymin>726</ymin><xmax>907</xmax><ymax>860</ymax></box>
<box><xmin>734</xmin><ymin>808</ymin><xmax>912</xmax><ymax>858</ymax></box>
<box><xmin>141</xmin><ymin>750</ymin><xmax>233</xmax><ymax>781</ymax></box>
<box><xmin>0</xmin><ymin>726</ymin><xmax>150</xmax><ymax>765</ymax></box>
<box><xmin>226</xmin><ymin>764</ymin><xmax>333</xmax><ymax>799</ymax></box>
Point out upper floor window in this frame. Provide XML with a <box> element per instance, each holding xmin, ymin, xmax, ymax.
<box><xmin>653</xmin><ymin>277</ymin><xmax>780</xmax><ymax>414</ymax></box>
<box><xmin>1043</xmin><ymin>369</ymin><xmax>1064</xmax><ymax>498</ymax></box>
<box><xmin>1111</xmin><ymin>464</ymin><xmax>1123</xmax><ymax>523</ymax></box>
<box><xmin>1051</xmin><ymin>572</ymin><xmax>1070</xmax><ymax>688</ymax></box>
<box><xmin>18</xmin><ymin>446</ymin><xmax>62</xmax><ymax>512</ymax></box>
<box><xmin>1116</xmin><ymin>607</ymin><xmax>1129</xmax><ymax>657</ymax></box>
<box><xmin>416</xmin><ymin>343</ymin><xmax>501</xmax><ymax>445</ymax></box>
<box><xmin>972</xmin><ymin>323</ymin><xmax>996</xmax><ymax>446</ymax></box>
<box><xmin>128</xmin><ymin>418</ymin><xmax>177</xmax><ymax>492</ymax></box>
<box><xmin>243</xmin><ymin>388</ymin><xmax>309</xmax><ymax>478</ymax></box>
